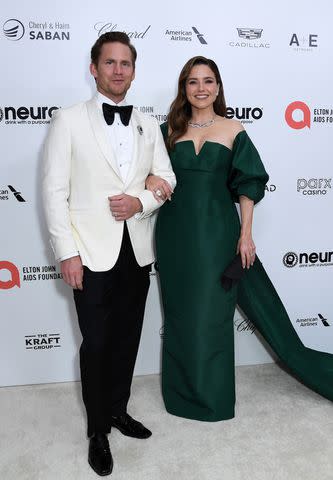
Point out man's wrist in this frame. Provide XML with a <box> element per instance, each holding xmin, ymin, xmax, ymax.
<box><xmin>135</xmin><ymin>197</ymin><xmax>143</xmax><ymax>213</ymax></box>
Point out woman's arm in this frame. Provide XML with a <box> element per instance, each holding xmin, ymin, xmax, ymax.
<box><xmin>237</xmin><ymin>195</ymin><xmax>256</xmax><ymax>269</ymax></box>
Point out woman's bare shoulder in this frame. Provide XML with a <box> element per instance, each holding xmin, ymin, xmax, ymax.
<box><xmin>216</xmin><ymin>117</ymin><xmax>245</xmax><ymax>137</ymax></box>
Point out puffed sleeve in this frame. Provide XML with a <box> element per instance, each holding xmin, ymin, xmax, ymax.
<box><xmin>228</xmin><ymin>130</ymin><xmax>269</xmax><ymax>204</ymax></box>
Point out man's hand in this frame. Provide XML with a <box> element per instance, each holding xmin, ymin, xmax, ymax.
<box><xmin>61</xmin><ymin>255</ymin><xmax>83</xmax><ymax>290</ymax></box>
<box><xmin>108</xmin><ymin>194</ymin><xmax>142</xmax><ymax>221</ymax></box>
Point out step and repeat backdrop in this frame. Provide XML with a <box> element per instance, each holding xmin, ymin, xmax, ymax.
<box><xmin>1</xmin><ymin>1</ymin><xmax>332</xmax><ymax>386</ymax></box>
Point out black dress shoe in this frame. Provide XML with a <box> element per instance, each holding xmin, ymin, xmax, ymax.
<box><xmin>110</xmin><ymin>413</ymin><xmax>152</xmax><ymax>439</ymax></box>
<box><xmin>88</xmin><ymin>433</ymin><xmax>113</xmax><ymax>476</ymax></box>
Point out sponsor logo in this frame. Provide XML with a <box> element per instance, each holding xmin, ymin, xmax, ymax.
<box><xmin>95</xmin><ymin>22</ymin><xmax>151</xmax><ymax>39</ymax></box>
<box><xmin>226</xmin><ymin>106</ymin><xmax>263</xmax><ymax>124</ymax></box>
<box><xmin>285</xmin><ymin>101</ymin><xmax>333</xmax><ymax>129</ymax></box>
<box><xmin>237</xmin><ymin>28</ymin><xmax>262</xmax><ymax>40</ymax></box>
<box><xmin>265</xmin><ymin>184</ymin><xmax>276</xmax><ymax>192</ymax></box>
<box><xmin>134</xmin><ymin>105</ymin><xmax>167</xmax><ymax>123</ymax></box>
<box><xmin>283</xmin><ymin>251</ymin><xmax>333</xmax><ymax>268</ymax></box>
<box><xmin>25</xmin><ymin>333</ymin><xmax>62</xmax><ymax>350</ymax></box>
<box><xmin>0</xmin><ymin>261</ymin><xmax>21</xmax><ymax>289</ymax></box>
<box><xmin>0</xmin><ymin>262</ymin><xmax>62</xmax><ymax>290</ymax></box>
<box><xmin>297</xmin><ymin>178</ymin><xmax>331</xmax><ymax>196</ymax></box>
<box><xmin>229</xmin><ymin>28</ymin><xmax>270</xmax><ymax>48</ymax></box>
<box><xmin>296</xmin><ymin>313</ymin><xmax>330</xmax><ymax>328</ymax></box>
<box><xmin>0</xmin><ymin>185</ymin><xmax>26</xmax><ymax>202</ymax></box>
<box><xmin>234</xmin><ymin>317</ymin><xmax>255</xmax><ymax>334</ymax></box>
<box><xmin>164</xmin><ymin>26</ymin><xmax>207</xmax><ymax>43</ymax></box>
<box><xmin>3</xmin><ymin>18</ymin><xmax>70</xmax><ymax>41</ymax></box>
<box><xmin>3</xmin><ymin>19</ymin><xmax>25</xmax><ymax>40</ymax></box>
<box><xmin>289</xmin><ymin>33</ymin><xmax>318</xmax><ymax>52</ymax></box>
<box><xmin>0</xmin><ymin>105</ymin><xmax>59</xmax><ymax>125</ymax></box>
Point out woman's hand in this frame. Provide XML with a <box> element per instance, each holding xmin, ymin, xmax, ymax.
<box><xmin>145</xmin><ymin>175</ymin><xmax>173</xmax><ymax>202</ymax></box>
<box><xmin>237</xmin><ymin>234</ymin><xmax>256</xmax><ymax>269</ymax></box>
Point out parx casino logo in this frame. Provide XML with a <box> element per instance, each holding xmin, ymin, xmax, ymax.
<box><xmin>297</xmin><ymin>178</ymin><xmax>331</xmax><ymax>196</ymax></box>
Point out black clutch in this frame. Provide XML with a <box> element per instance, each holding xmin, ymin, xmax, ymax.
<box><xmin>221</xmin><ymin>253</ymin><xmax>257</xmax><ymax>291</ymax></box>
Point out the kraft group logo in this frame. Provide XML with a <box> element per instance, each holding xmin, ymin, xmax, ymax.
<box><xmin>0</xmin><ymin>261</ymin><xmax>20</xmax><ymax>289</ymax></box>
<box><xmin>285</xmin><ymin>101</ymin><xmax>311</xmax><ymax>129</ymax></box>
<box><xmin>3</xmin><ymin>19</ymin><xmax>25</xmax><ymax>40</ymax></box>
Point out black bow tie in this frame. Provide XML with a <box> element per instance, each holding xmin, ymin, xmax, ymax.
<box><xmin>102</xmin><ymin>103</ymin><xmax>133</xmax><ymax>126</ymax></box>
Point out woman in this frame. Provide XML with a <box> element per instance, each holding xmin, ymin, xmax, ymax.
<box><xmin>147</xmin><ymin>56</ymin><xmax>333</xmax><ymax>421</ymax></box>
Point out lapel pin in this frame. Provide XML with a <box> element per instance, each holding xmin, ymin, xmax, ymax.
<box><xmin>137</xmin><ymin>125</ymin><xmax>143</xmax><ymax>135</ymax></box>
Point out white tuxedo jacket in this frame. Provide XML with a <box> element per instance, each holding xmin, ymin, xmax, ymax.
<box><xmin>42</xmin><ymin>95</ymin><xmax>176</xmax><ymax>271</ymax></box>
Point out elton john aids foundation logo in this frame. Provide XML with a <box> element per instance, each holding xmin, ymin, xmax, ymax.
<box><xmin>285</xmin><ymin>101</ymin><xmax>311</xmax><ymax>129</ymax></box>
<box><xmin>0</xmin><ymin>261</ymin><xmax>20</xmax><ymax>289</ymax></box>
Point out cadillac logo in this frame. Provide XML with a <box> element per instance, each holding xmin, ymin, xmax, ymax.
<box><xmin>237</xmin><ymin>28</ymin><xmax>263</xmax><ymax>40</ymax></box>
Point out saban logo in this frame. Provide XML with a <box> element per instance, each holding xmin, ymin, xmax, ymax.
<box><xmin>3</xmin><ymin>19</ymin><xmax>25</xmax><ymax>41</ymax></box>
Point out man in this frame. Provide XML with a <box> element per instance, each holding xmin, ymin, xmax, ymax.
<box><xmin>42</xmin><ymin>31</ymin><xmax>176</xmax><ymax>476</ymax></box>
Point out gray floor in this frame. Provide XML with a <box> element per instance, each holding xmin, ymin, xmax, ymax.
<box><xmin>0</xmin><ymin>363</ymin><xmax>332</xmax><ymax>480</ymax></box>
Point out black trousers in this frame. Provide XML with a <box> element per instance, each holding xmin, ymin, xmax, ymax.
<box><xmin>73</xmin><ymin>223</ymin><xmax>151</xmax><ymax>437</ymax></box>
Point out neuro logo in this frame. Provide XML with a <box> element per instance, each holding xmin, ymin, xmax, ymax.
<box><xmin>237</xmin><ymin>28</ymin><xmax>263</xmax><ymax>40</ymax></box>
<box><xmin>0</xmin><ymin>261</ymin><xmax>20</xmax><ymax>289</ymax></box>
<box><xmin>285</xmin><ymin>101</ymin><xmax>311</xmax><ymax>129</ymax></box>
<box><xmin>8</xmin><ymin>185</ymin><xmax>25</xmax><ymax>202</ymax></box>
<box><xmin>192</xmin><ymin>27</ymin><xmax>207</xmax><ymax>44</ymax></box>
<box><xmin>283</xmin><ymin>252</ymin><xmax>298</xmax><ymax>268</ymax></box>
<box><xmin>3</xmin><ymin>19</ymin><xmax>25</xmax><ymax>41</ymax></box>
<box><xmin>318</xmin><ymin>313</ymin><xmax>330</xmax><ymax>327</ymax></box>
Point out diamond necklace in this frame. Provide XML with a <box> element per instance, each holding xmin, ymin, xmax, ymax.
<box><xmin>188</xmin><ymin>117</ymin><xmax>215</xmax><ymax>128</ymax></box>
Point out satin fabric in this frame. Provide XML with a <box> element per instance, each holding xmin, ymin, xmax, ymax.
<box><xmin>156</xmin><ymin>126</ymin><xmax>332</xmax><ymax>421</ymax></box>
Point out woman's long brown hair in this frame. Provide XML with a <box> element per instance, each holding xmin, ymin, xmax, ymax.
<box><xmin>166</xmin><ymin>56</ymin><xmax>227</xmax><ymax>151</ymax></box>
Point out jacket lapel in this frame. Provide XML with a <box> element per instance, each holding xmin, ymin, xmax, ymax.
<box><xmin>86</xmin><ymin>97</ymin><xmax>122</xmax><ymax>181</ymax></box>
<box><xmin>124</xmin><ymin>109</ymin><xmax>144</xmax><ymax>187</ymax></box>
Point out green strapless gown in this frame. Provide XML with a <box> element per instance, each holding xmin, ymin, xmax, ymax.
<box><xmin>156</xmin><ymin>127</ymin><xmax>333</xmax><ymax>422</ymax></box>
